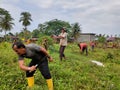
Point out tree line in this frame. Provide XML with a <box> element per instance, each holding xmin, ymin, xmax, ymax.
<box><xmin>0</xmin><ymin>8</ymin><xmax>81</xmax><ymax>41</ymax></box>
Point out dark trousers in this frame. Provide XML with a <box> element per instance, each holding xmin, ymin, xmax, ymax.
<box><xmin>82</xmin><ymin>47</ymin><xmax>88</xmax><ymax>55</ymax></box>
<box><xmin>91</xmin><ymin>45</ymin><xmax>94</xmax><ymax>51</ymax></box>
<box><xmin>26</xmin><ymin>57</ymin><xmax>51</xmax><ymax>79</ymax></box>
<box><xmin>59</xmin><ymin>45</ymin><xmax>66</xmax><ymax>60</ymax></box>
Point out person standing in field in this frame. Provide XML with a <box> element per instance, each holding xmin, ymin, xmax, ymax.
<box><xmin>42</xmin><ymin>38</ymin><xmax>48</xmax><ymax>51</ymax></box>
<box><xmin>78</xmin><ymin>42</ymin><xmax>88</xmax><ymax>55</ymax></box>
<box><xmin>57</xmin><ymin>28</ymin><xmax>68</xmax><ymax>61</ymax></box>
<box><xmin>12</xmin><ymin>42</ymin><xmax>53</xmax><ymax>90</ymax></box>
<box><xmin>90</xmin><ymin>41</ymin><xmax>95</xmax><ymax>51</ymax></box>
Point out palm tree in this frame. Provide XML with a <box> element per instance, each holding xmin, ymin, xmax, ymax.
<box><xmin>0</xmin><ymin>8</ymin><xmax>14</xmax><ymax>41</ymax></box>
<box><xmin>0</xmin><ymin>14</ymin><xmax>14</xmax><ymax>34</ymax></box>
<box><xmin>19</xmin><ymin>12</ymin><xmax>32</xmax><ymax>39</ymax></box>
<box><xmin>0</xmin><ymin>8</ymin><xmax>8</xmax><ymax>15</ymax></box>
<box><xmin>0</xmin><ymin>8</ymin><xmax>10</xmax><ymax>32</ymax></box>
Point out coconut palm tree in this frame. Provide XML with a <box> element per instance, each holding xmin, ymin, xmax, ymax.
<box><xmin>0</xmin><ymin>8</ymin><xmax>14</xmax><ymax>41</ymax></box>
<box><xmin>19</xmin><ymin>12</ymin><xmax>32</xmax><ymax>39</ymax></box>
<box><xmin>0</xmin><ymin>8</ymin><xmax>8</xmax><ymax>15</ymax></box>
<box><xmin>0</xmin><ymin>8</ymin><xmax>10</xmax><ymax>32</ymax></box>
<box><xmin>0</xmin><ymin>14</ymin><xmax>14</xmax><ymax>35</ymax></box>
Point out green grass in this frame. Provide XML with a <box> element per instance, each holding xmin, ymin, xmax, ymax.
<box><xmin>0</xmin><ymin>42</ymin><xmax>120</xmax><ymax>90</ymax></box>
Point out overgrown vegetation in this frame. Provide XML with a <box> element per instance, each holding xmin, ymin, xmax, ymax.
<box><xmin>0</xmin><ymin>42</ymin><xmax>120</xmax><ymax>90</ymax></box>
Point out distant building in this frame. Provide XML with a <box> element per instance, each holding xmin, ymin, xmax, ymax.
<box><xmin>77</xmin><ymin>33</ymin><xmax>96</xmax><ymax>42</ymax></box>
<box><xmin>106</xmin><ymin>37</ymin><xmax>115</xmax><ymax>42</ymax></box>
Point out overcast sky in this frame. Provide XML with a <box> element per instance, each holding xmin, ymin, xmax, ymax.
<box><xmin>0</xmin><ymin>0</ymin><xmax>120</xmax><ymax>36</ymax></box>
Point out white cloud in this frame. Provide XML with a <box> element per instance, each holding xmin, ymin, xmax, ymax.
<box><xmin>0</xmin><ymin>0</ymin><xmax>120</xmax><ymax>36</ymax></box>
<box><xmin>1</xmin><ymin>0</ymin><xmax>20</xmax><ymax>4</ymax></box>
<box><xmin>24</xmin><ymin>0</ymin><xmax>53</xmax><ymax>8</ymax></box>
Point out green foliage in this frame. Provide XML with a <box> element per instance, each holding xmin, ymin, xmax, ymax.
<box><xmin>37</xmin><ymin>34</ymin><xmax>54</xmax><ymax>52</ymax></box>
<box><xmin>97</xmin><ymin>34</ymin><xmax>106</xmax><ymax>43</ymax></box>
<box><xmin>44</xmin><ymin>19</ymin><xmax>71</xmax><ymax>35</ymax></box>
<box><xmin>32</xmin><ymin>29</ymin><xmax>41</xmax><ymax>37</ymax></box>
<box><xmin>71</xmin><ymin>22</ymin><xmax>81</xmax><ymax>39</ymax></box>
<box><xmin>106</xmin><ymin>52</ymin><xmax>114</xmax><ymax>59</ymax></box>
<box><xmin>0</xmin><ymin>8</ymin><xmax>14</xmax><ymax>41</ymax></box>
<box><xmin>0</xmin><ymin>42</ymin><xmax>120</xmax><ymax>90</ymax></box>
<box><xmin>37</xmin><ymin>35</ymin><xmax>53</xmax><ymax>45</ymax></box>
<box><xmin>36</xmin><ymin>20</ymin><xmax>82</xmax><ymax>42</ymax></box>
<box><xmin>0</xmin><ymin>8</ymin><xmax>9</xmax><ymax>15</ymax></box>
<box><xmin>19</xmin><ymin>12</ymin><xmax>32</xmax><ymax>40</ymax></box>
<box><xmin>19</xmin><ymin>12</ymin><xmax>32</xmax><ymax>27</ymax></box>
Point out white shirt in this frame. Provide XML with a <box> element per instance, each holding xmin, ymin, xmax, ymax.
<box><xmin>59</xmin><ymin>32</ymin><xmax>68</xmax><ymax>46</ymax></box>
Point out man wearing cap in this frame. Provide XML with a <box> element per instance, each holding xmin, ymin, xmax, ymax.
<box><xmin>57</xmin><ymin>28</ymin><xmax>68</xmax><ymax>61</ymax></box>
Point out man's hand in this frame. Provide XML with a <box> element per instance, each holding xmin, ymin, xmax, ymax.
<box><xmin>28</xmin><ymin>65</ymin><xmax>37</xmax><ymax>72</ymax></box>
<box><xmin>48</xmin><ymin>56</ymin><xmax>53</xmax><ymax>62</ymax></box>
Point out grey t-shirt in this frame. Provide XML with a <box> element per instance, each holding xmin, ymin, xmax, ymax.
<box><xmin>18</xmin><ymin>44</ymin><xmax>45</xmax><ymax>61</ymax></box>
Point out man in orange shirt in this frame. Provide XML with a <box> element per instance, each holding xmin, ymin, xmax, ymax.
<box><xmin>78</xmin><ymin>42</ymin><xmax>88</xmax><ymax>55</ymax></box>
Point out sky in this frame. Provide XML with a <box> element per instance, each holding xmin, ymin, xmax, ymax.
<box><xmin>0</xmin><ymin>0</ymin><xmax>120</xmax><ymax>36</ymax></box>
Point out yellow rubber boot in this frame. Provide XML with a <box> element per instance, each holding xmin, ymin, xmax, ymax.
<box><xmin>46</xmin><ymin>78</ymin><xmax>53</xmax><ymax>90</ymax></box>
<box><xmin>27</xmin><ymin>76</ymin><xmax>34</xmax><ymax>87</ymax></box>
